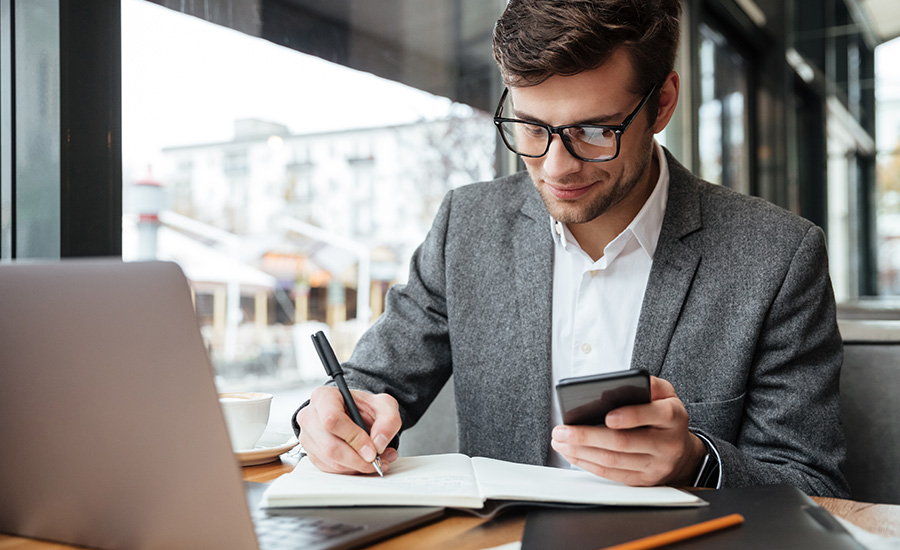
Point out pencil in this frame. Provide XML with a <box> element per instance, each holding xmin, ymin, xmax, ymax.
<box><xmin>598</xmin><ymin>513</ymin><xmax>744</xmax><ymax>550</ymax></box>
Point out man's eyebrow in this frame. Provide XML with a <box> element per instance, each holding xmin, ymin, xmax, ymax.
<box><xmin>511</xmin><ymin>107</ymin><xmax>627</xmax><ymax>126</ymax></box>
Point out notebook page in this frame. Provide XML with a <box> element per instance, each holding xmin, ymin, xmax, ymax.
<box><xmin>262</xmin><ymin>453</ymin><xmax>484</xmax><ymax>508</ymax></box>
<box><xmin>471</xmin><ymin>457</ymin><xmax>705</xmax><ymax>507</ymax></box>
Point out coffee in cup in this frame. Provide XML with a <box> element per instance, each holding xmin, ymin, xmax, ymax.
<box><xmin>218</xmin><ymin>392</ymin><xmax>273</xmax><ymax>451</ymax></box>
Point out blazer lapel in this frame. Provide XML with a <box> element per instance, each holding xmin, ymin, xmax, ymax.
<box><xmin>514</xmin><ymin>181</ymin><xmax>554</xmax><ymax>465</ymax></box>
<box><xmin>632</xmin><ymin>152</ymin><xmax>703</xmax><ymax>377</ymax></box>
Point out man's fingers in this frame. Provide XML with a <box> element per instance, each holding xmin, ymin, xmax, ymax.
<box><xmin>300</xmin><ymin>387</ymin><xmax>385</xmax><ymax>473</ymax></box>
<box><xmin>380</xmin><ymin>446</ymin><xmax>399</xmax><ymax>464</ymax></box>
<box><xmin>605</xmin><ymin>378</ymin><xmax>686</xmax><ymax>430</ymax></box>
<box><xmin>553</xmin><ymin>425</ymin><xmax>656</xmax><ymax>455</ymax></box>
<box><xmin>551</xmin><ymin>427</ymin><xmax>687</xmax><ymax>486</ymax></box>
<box><xmin>552</xmin><ymin>378</ymin><xmax>704</xmax><ymax>487</ymax></box>
<box><xmin>649</xmin><ymin>375</ymin><xmax>677</xmax><ymax>400</ymax></box>
<box><xmin>551</xmin><ymin>436</ymin><xmax>656</xmax><ymax>484</ymax></box>
<box><xmin>297</xmin><ymin>401</ymin><xmax>374</xmax><ymax>473</ymax></box>
<box><xmin>298</xmin><ymin>386</ymin><xmax>402</xmax><ymax>475</ymax></box>
<box><xmin>606</xmin><ymin>399</ymin><xmax>685</xmax><ymax>430</ymax></box>
<box><xmin>351</xmin><ymin>390</ymin><xmax>401</xmax><ymax>454</ymax></box>
<box><xmin>565</xmin><ymin>454</ymin><xmax>662</xmax><ymax>487</ymax></box>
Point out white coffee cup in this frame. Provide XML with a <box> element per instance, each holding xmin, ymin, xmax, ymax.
<box><xmin>218</xmin><ymin>392</ymin><xmax>273</xmax><ymax>451</ymax></box>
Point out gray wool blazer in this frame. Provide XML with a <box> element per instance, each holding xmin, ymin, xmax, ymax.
<box><xmin>314</xmin><ymin>149</ymin><xmax>849</xmax><ymax>498</ymax></box>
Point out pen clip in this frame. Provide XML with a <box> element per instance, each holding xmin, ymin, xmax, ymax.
<box><xmin>311</xmin><ymin>331</ymin><xmax>343</xmax><ymax>378</ymax></box>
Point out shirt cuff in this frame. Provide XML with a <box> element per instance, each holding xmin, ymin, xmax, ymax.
<box><xmin>692</xmin><ymin>431</ymin><xmax>723</xmax><ymax>488</ymax></box>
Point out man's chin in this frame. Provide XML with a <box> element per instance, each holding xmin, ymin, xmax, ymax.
<box><xmin>541</xmin><ymin>195</ymin><xmax>604</xmax><ymax>225</ymax></box>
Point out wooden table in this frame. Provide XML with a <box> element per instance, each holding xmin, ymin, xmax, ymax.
<box><xmin>3</xmin><ymin>455</ymin><xmax>900</xmax><ymax>549</ymax></box>
<box><xmin>248</xmin><ymin>457</ymin><xmax>900</xmax><ymax>548</ymax></box>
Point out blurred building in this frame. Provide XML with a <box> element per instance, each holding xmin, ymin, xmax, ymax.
<box><xmin>121</xmin><ymin>113</ymin><xmax>493</xmax><ymax>379</ymax></box>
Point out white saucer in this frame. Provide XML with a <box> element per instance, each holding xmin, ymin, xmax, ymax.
<box><xmin>235</xmin><ymin>431</ymin><xmax>298</xmax><ymax>467</ymax></box>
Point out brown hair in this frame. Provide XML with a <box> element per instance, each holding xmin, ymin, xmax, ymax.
<box><xmin>492</xmin><ymin>0</ymin><xmax>682</xmax><ymax>96</ymax></box>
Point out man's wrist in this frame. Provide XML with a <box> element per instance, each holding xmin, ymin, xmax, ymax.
<box><xmin>683</xmin><ymin>433</ymin><xmax>709</xmax><ymax>486</ymax></box>
<box><xmin>691</xmin><ymin>432</ymin><xmax>722</xmax><ymax>488</ymax></box>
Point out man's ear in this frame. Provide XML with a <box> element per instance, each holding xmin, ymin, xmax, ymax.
<box><xmin>653</xmin><ymin>71</ymin><xmax>680</xmax><ymax>134</ymax></box>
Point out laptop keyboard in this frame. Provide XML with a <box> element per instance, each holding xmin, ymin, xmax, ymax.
<box><xmin>253</xmin><ymin>512</ymin><xmax>366</xmax><ymax>550</ymax></box>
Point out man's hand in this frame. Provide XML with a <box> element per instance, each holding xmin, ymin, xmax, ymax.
<box><xmin>296</xmin><ymin>386</ymin><xmax>402</xmax><ymax>475</ymax></box>
<box><xmin>550</xmin><ymin>376</ymin><xmax>706</xmax><ymax>486</ymax></box>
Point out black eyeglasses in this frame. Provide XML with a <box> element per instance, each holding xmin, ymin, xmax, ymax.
<box><xmin>492</xmin><ymin>85</ymin><xmax>657</xmax><ymax>162</ymax></box>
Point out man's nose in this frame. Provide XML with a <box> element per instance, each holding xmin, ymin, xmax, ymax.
<box><xmin>542</xmin><ymin>135</ymin><xmax>582</xmax><ymax>179</ymax></box>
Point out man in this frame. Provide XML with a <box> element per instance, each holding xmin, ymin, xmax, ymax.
<box><xmin>294</xmin><ymin>0</ymin><xmax>848</xmax><ymax>497</ymax></box>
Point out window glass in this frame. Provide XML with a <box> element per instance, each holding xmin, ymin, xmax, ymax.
<box><xmin>697</xmin><ymin>23</ymin><xmax>750</xmax><ymax>194</ymax></box>
<box><xmin>875</xmin><ymin>38</ymin><xmax>900</xmax><ymax>294</ymax></box>
<box><xmin>122</xmin><ymin>0</ymin><xmax>497</xmax><ymax>430</ymax></box>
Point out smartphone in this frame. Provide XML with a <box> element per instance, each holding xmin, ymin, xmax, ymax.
<box><xmin>556</xmin><ymin>369</ymin><xmax>651</xmax><ymax>426</ymax></box>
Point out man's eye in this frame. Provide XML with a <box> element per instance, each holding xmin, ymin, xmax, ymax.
<box><xmin>521</xmin><ymin>124</ymin><xmax>546</xmax><ymax>138</ymax></box>
<box><xmin>573</xmin><ymin>126</ymin><xmax>615</xmax><ymax>145</ymax></box>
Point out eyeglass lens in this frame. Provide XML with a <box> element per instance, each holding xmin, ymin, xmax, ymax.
<box><xmin>498</xmin><ymin>121</ymin><xmax>618</xmax><ymax>161</ymax></box>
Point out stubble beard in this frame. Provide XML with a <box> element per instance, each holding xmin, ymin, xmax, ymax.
<box><xmin>531</xmin><ymin>138</ymin><xmax>655</xmax><ymax>225</ymax></box>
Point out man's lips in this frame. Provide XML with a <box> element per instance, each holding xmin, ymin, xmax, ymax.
<box><xmin>544</xmin><ymin>180</ymin><xmax>596</xmax><ymax>200</ymax></box>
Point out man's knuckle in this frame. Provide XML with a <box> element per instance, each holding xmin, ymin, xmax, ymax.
<box><xmin>345</xmin><ymin>430</ymin><xmax>366</xmax><ymax>448</ymax></box>
<box><xmin>565</xmin><ymin>428</ymin><xmax>583</xmax><ymax>446</ymax></box>
<box><xmin>613</xmin><ymin>430</ymin><xmax>632</xmax><ymax>449</ymax></box>
<box><xmin>592</xmin><ymin>464</ymin><xmax>612</xmax><ymax>479</ymax></box>
<box><xmin>378</xmin><ymin>393</ymin><xmax>399</xmax><ymax>407</ymax></box>
<box><xmin>310</xmin><ymin>386</ymin><xmax>331</xmax><ymax>402</ymax></box>
<box><xmin>599</xmin><ymin>449</ymin><xmax>620</xmax><ymax>468</ymax></box>
<box><xmin>635</xmin><ymin>474</ymin><xmax>655</xmax><ymax>487</ymax></box>
<box><xmin>661</xmin><ymin>403</ymin><xmax>679</xmax><ymax>424</ymax></box>
<box><xmin>320</xmin><ymin>410</ymin><xmax>342</xmax><ymax>431</ymax></box>
<box><xmin>319</xmin><ymin>438</ymin><xmax>341</xmax><ymax>458</ymax></box>
<box><xmin>295</xmin><ymin>409</ymin><xmax>310</xmax><ymax>427</ymax></box>
<box><xmin>387</xmin><ymin>417</ymin><xmax>402</xmax><ymax>434</ymax></box>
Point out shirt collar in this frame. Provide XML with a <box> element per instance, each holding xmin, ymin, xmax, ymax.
<box><xmin>629</xmin><ymin>139</ymin><xmax>669</xmax><ymax>259</ymax></box>
<box><xmin>552</xmin><ymin>140</ymin><xmax>670</xmax><ymax>260</ymax></box>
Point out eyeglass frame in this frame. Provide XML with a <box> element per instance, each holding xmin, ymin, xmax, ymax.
<box><xmin>492</xmin><ymin>84</ymin><xmax>658</xmax><ymax>163</ymax></box>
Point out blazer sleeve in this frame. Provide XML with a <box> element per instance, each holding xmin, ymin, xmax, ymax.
<box><xmin>291</xmin><ymin>190</ymin><xmax>456</xmax><ymax>437</ymax></box>
<box><xmin>698</xmin><ymin>225</ymin><xmax>849</xmax><ymax>497</ymax></box>
<box><xmin>336</xmin><ymin>190</ymin><xmax>456</xmax><ymax>429</ymax></box>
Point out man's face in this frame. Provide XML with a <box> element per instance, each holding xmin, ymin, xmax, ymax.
<box><xmin>508</xmin><ymin>50</ymin><xmax>658</xmax><ymax>226</ymax></box>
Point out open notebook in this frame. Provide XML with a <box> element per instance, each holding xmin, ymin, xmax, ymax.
<box><xmin>263</xmin><ymin>453</ymin><xmax>705</xmax><ymax>510</ymax></box>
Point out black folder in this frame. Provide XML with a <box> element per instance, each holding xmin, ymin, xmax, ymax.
<box><xmin>521</xmin><ymin>485</ymin><xmax>864</xmax><ymax>550</ymax></box>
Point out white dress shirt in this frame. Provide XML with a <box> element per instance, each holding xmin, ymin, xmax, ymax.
<box><xmin>548</xmin><ymin>140</ymin><xmax>670</xmax><ymax>468</ymax></box>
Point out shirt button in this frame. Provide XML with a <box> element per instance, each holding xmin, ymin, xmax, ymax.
<box><xmin>589</xmin><ymin>270</ymin><xmax>600</xmax><ymax>277</ymax></box>
<box><xmin>581</xmin><ymin>343</ymin><xmax>592</xmax><ymax>354</ymax></box>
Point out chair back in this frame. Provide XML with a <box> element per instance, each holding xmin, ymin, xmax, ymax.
<box><xmin>397</xmin><ymin>377</ymin><xmax>458</xmax><ymax>456</ymax></box>
<box><xmin>839</xmin><ymin>320</ymin><xmax>900</xmax><ymax>504</ymax></box>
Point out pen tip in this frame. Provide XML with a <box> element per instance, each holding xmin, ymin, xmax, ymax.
<box><xmin>373</xmin><ymin>456</ymin><xmax>384</xmax><ymax>477</ymax></box>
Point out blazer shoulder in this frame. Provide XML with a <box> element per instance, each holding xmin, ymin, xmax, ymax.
<box><xmin>679</xmin><ymin>180</ymin><xmax>825</xmax><ymax>272</ymax></box>
<box><xmin>452</xmin><ymin>171</ymin><xmax>533</xmax><ymax>205</ymax></box>
<box><xmin>664</xmin><ymin>149</ymin><xmax>816</xmax><ymax>245</ymax></box>
<box><xmin>664</xmin><ymin>153</ymin><xmax>820</xmax><ymax>265</ymax></box>
<box><xmin>697</xmin><ymin>180</ymin><xmax>815</xmax><ymax>236</ymax></box>
<box><xmin>443</xmin><ymin>171</ymin><xmax>542</xmax><ymax>224</ymax></box>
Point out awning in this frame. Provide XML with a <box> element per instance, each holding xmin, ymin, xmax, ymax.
<box><xmin>850</xmin><ymin>0</ymin><xmax>900</xmax><ymax>45</ymax></box>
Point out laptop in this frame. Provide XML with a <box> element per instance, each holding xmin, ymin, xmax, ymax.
<box><xmin>0</xmin><ymin>259</ymin><xmax>442</xmax><ymax>550</ymax></box>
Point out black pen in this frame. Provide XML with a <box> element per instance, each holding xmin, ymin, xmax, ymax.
<box><xmin>310</xmin><ymin>331</ymin><xmax>383</xmax><ymax>476</ymax></box>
